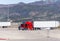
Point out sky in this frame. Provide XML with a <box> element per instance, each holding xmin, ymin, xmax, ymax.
<box><xmin>0</xmin><ymin>0</ymin><xmax>41</xmax><ymax>4</ymax></box>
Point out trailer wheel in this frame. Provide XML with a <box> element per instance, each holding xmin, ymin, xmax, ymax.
<box><xmin>34</xmin><ymin>28</ymin><xmax>41</xmax><ymax>30</ymax></box>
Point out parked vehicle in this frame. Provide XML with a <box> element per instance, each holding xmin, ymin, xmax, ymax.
<box><xmin>18</xmin><ymin>21</ymin><xmax>59</xmax><ymax>30</ymax></box>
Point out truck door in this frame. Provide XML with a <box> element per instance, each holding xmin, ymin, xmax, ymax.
<box><xmin>25</xmin><ymin>21</ymin><xmax>33</xmax><ymax>30</ymax></box>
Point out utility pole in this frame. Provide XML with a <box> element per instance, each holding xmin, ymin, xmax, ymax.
<box><xmin>7</xmin><ymin>5</ymin><xmax>10</xmax><ymax>22</ymax></box>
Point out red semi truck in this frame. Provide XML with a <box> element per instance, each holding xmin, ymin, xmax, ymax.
<box><xmin>18</xmin><ymin>21</ymin><xmax>59</xmax><ymax>30</ymax></box>
<box><xmin>18</xmin><ymin>21</ymin><xmax>33</xmax><ymax>30</ymax></box>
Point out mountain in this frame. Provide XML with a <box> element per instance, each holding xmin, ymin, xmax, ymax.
<box><xmin>55</xmin><ymin>0</ymin><xmax>60</xmax><ymax>4</ymax></box>
<box><xmin>28</xmin><ymin>0</ymin><xmax>57</xmax><ymax>5</ymax></box>
<box><xmin>28</xmin><ymin>1</ymin><xmax>46</xmax><ymax>5</ymax></box>
<box><xmin>0</xmin><ymin>0</ymin><xmax>60</xmax><ymax>22</ymax></box>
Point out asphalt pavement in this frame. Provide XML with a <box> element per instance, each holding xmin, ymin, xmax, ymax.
<box><xmin>0</xmin><ymin>28</ymin><xmax>60</xmax><ymax>41</ymax></box>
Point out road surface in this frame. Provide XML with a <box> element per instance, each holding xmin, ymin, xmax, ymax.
<box><xmin>0</xmin><ymin>28</ymin><xmax>60</xmax><ymax>41</ymax></box>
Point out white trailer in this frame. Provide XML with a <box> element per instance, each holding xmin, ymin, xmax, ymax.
<box><xmin>33</xmin><ymin>21</ymin><xmax>59</xmax><ymax>30</ymax></box>
<box><xmin>0</xmin><ymin>22</ymin><xmax>11</xmax><ymax>28</ymax></box>
<box><xmin>0</xmin><ymin>22</ymin><xmax>11</xmax><ymax>26</ymax></box>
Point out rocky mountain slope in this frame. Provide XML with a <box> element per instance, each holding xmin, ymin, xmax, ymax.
<box><xmin>0</xmin><ymin>0</ymin><xmax>60</xmax><ymax>22</ymax></box>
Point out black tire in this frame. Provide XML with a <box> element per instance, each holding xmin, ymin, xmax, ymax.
<box><xmin>18</xmin><ymin>26</ymin><xmax>20</xmax><ymax>30</ymax></box>
<box><xmin>34</xmin><ymin>28</ymin><xmax>41</xmax><ymax>30</ymax></box>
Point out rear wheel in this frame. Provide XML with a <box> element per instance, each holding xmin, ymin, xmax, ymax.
<box><xmin>33</xmin><ymin>28</ymin><xmax>41</xmax><ymax>30</ymax></box>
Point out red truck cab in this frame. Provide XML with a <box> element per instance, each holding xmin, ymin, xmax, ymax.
<box><xmin>25</xmin><ymin>21</ymin><xmax>33</xmax><ymax>30</ymax></box>
<box><xmin>19</xmin><ymin>21</ymin><xmax>33</xmax><ymax>30</ymax></box>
